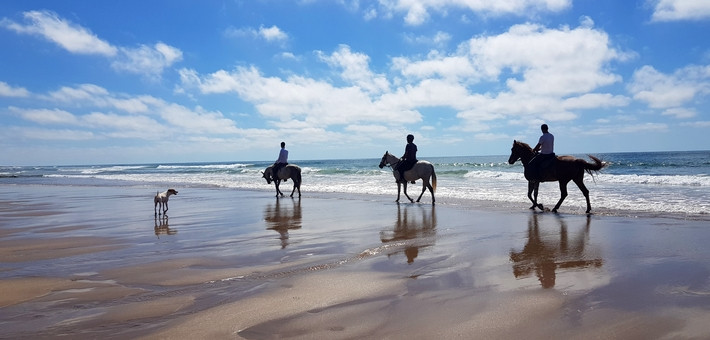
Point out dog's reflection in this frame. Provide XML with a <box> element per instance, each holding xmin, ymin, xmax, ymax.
<box><xmin>510</xmin><ymin>213</ymin><xmax>602</xmax><ymax>288</ymax></box>
<box><xmin>380</xmin><ymin>204</ymin><xmax>437</xmax><ymax>264</ymax></box>
<box><xmin>264</xmin><ymin>197</ymin><xmax>302</xmax><ymax>249</ymax></box>
<box><xmin>154</xmin><ymin>215</ymin><xmax>177</xmax><ymax>237</ymax></box>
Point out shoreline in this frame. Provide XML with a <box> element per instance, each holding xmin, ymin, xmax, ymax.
<box><xmin>1</xmin><ymin>184</ymin><xmax>710</xmax><ymax>338</ymax></box>
<box><xmin>3</xmin><ymin>179</ymin><xmax>708</xmax><ymax>222</ymax></box>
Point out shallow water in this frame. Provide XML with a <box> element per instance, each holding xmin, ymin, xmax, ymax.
<box><xmin>2</xmin><ymin>185</ymin><xmax>710</xmax><ymax>338</ymax></box>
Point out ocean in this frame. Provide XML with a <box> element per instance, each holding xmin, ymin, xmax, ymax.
<box><xmin>2</xmin><ymin>150</ymin><xmax>708</xmax><ymax>219</ymax></box>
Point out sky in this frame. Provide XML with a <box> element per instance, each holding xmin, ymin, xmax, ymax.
<box><xmin>1</xmin><ymin>0</ymin><xmax>709</xmax><ymax>165</ymax></box>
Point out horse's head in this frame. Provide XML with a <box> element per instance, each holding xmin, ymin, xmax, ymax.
<box><xmin>379</xmin><ymin>151</ymin><xmax>389</xmax><ymax>169</ymax></box>
<box><xmin>509</xmin><ymin>140</ymin><xmax>534</xmax><ymax>165</ymax></box>
<box><xmin>262</xmin><ymin>167</ymin><xmax>273</xmax><ymax>184</ymax></box>
<box><xmin>508</xmin><ymin>141</ymin><xmax>520</xmax><ymax>164</ymax></box>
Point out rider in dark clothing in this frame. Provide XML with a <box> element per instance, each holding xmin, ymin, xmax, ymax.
<box><xmin>398</xmin><ymin>134</ymin><xmax>418</xmax><ymax>183</ymax></box>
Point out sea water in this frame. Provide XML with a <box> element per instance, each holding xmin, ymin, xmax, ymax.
<box><xmin>2</xmin><ymin>151</ymin><xmax>708</xmax><ymax>218</ymax></box>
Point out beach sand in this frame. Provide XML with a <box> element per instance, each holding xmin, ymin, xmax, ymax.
<box><xmin>1</xmin><ymin>184</ymin><xmax>709</xmax><ymax>339</ymax></box>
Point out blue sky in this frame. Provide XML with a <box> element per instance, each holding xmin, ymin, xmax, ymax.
<box><xmin>1</xmin><ymin>0</ymin><xmax>709</xmax><ymax>165</ymax></box>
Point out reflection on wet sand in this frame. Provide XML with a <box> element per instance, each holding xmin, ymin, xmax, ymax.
<box><xmin>510</xmin><ymin>213</ymin><xmax>602</xmax><ymax>288</ymax></box>
<box><xmin>154</xmin><ymin>215</ymin><xmax>177</xmax><ymax>237</ymax></box>
<box><xmin>264</xmin><ymin>197</ymin><xmax>302</xmax><ymax>248</ymax></box>
<box><xmin>380</xmin><ymin>204</ymin><xmax>437</xmax><ymax>263</ymax></box>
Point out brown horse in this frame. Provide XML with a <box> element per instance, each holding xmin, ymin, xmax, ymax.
<box><xmin>262</xmin><ymin>164</ymin><xmax>302</xmax><ymax>198</ymax></box>
<box><xmin>508</xmin><ymin>140</ymin><xmax>606</xmax><ymax>214</ymax></box>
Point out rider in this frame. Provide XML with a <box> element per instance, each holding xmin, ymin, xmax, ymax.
<box><xmin>273</xmin><ymin>142</ymin><xmax>288</xmax><ymax>181</ymax></box>
<box><xmin>530</xmin><ymin>124</ymin><xmax>555</xmax><ymax>179</ymax></box>
<box><xmin>397</xmin><ymin>134</ymin><xmax>418</xmax><ymax>184</ymax></box>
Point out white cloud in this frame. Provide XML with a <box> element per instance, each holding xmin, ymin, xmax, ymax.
<box><xmin>317</xmin><ymin>45</ymin><xmax>390</xmax><ymax>94</ymax></box>
<box><xmin>662</xmin><ymin>107</ymin><xmax>696</xmax><ymax>118</ymax></box>
<box><xmin>679</xmin><ymin>120</ymin><xmax>710</xmax><ymax>128</ymax></box>
<box><xmin>224</xmin><ymin>25</ymin><xmax>288</xmax><ymax>44</ymax></box>
<box><xmin>1</xmin><ymin>11</ymin><xmax>181</xmax><ymax>79</ymax></box>
<box><xmin>650</xmin><ymin>0</ymin><xmax>710</xmax><ymax>21</ymax></box>
<box><xmin>1</xmin><ymin>10</ymin><xmax>117</xmax><ymax>56</ymax></box>
<box><xmin>16</xmin><ymin>84</ymin><xmax>241</xmax><ymax>140</ymax></box>
<box><xmin>19</xmin><ymin>127</ymin><xmax>95</xmax><ymax>140</ymax></box>
<box><xmin>11</xmin><ymin>107</ymin><xmax>79</xmax><ymax>125</ymax></box>
<box><xmin>376</xmin><ymin>0</ymin><xmax>572</xmax><ymax>25</ymax></box>
<box><xmin>628</xmin><ymin>64</ymin><xmax>710</xmax><ymax>109</ymax></box>
<box><xmin>0</xmin><ymin>82</ymin><xmax>30</xmax><ymax>97</ymax></box>
<box><xmin>259</xmin><ymin>25</ymin><xmax>288</xmax><ymax>42</ymax></box>
<box><xmin>112</xmin><ymin>42</ymin><xmax>183</xmax><ymax>79</ymax></box>
<box><xmin>180</xmin><ymin>65</ymin><xmax>420</xmax><ymax>127</ymax></box>
<box><xmin>178</xmin><ymin>21</ymin><xmax>630</xmax><ymax>136</ymax></box>
<box><xmin>466</xmin><ymin>23</ymin><xmax>624</xmax><ymax>96</ymax></box>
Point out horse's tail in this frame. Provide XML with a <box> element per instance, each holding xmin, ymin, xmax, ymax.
<box><xmin>431</xmin><ymin>166</ymin><xmax>437</xmax><ymax>192</ymax></box>
<box><xmin>582</xmin><ymin>155</ymin><xmax>607</xmax><ymax>176</ymax></box>
<box><xmin>294</xmin><ymin>167</ymin><xmax>302</xmax><ymax>186</ymax></box>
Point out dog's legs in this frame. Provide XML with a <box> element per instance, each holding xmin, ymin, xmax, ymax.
<box><xmin>163</xmin><ymin>201</ymin><xmax>169</xmax><ymax>215</ymax></box>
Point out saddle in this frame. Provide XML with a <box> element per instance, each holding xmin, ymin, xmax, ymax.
<box><xmin>526</xmin><ymin>154</ymin><xmax>556</xmax><ymax>181</ymax></box>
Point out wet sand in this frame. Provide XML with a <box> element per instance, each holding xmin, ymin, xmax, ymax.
<box><xmin>1</xmin><ymin>184</ymin><xmax>710</xmax><ymax>339</ymax></box>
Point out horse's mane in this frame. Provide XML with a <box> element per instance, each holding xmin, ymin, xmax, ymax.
<box><xmin>514</xmin><ymin>140</ymin><xmax>534</xmax><ymax>151</ymax></box>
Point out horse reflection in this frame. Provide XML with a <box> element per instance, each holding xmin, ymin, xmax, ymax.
<box><xmin>264</xmin><ymin>197</ymin><xmax>302</xmax><ymax>248</ymax></box>
<box><xmin>154</xmin><ymin>215</ymin><xmax>177</xmax><ymax>237</ymax></box>
<box><xmin>380</xmin><ymin>204</ymin><xmax>437</xmax><ymax>264</ymax></box>
<box><xmin>510</xmin><ymin>213</ymin><xmax>602</xmax><ymax>288</ymax></box>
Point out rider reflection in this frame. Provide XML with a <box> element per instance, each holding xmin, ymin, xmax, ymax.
<box><xmin>510</xmin><ymin>213</ymin><xmax>602</xmax><ymax>288</ymax></box>
<box><xmin>264</xmin><ymin>197</ymin><xmax>302</xmax><ymax>249</ymax></box>
<box><xmin>380</xmin><ymin>204</ymin><xmax>437</xmax><ymax>264</ymax></box>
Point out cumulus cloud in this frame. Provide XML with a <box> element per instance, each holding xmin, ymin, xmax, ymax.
<box><xmin>178</xmin><ymin>64</ymin><xmax>420</xmax><ymax>127</ymax></box>
<box><xmin>178</xmin><ymin>21</ymin><xmax>630</xmax><ymax>135</ymax></box>
<box><xmin>628</xmin><ymin>64</ymin><xmax>710</xmax><ymax>110</ymax></box>
<box><xmin>317</xmin><ymin>45</ymin><xmax>391</xmax><ymax>94</ymax></box>
<box><xmin>650</xmin><ymin>0</ymin><xmax>710</xmax><ymax>21</ymax></box>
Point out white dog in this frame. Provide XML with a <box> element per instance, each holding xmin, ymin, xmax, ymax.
<box><xmin>154</xmin><ymin>189</ymin><xmax>178</xmax><ymax>216</ymax></box>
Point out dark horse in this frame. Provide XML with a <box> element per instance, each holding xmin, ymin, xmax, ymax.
<box><xmin>508</xmin><ymin>140</ymin><xmax>606</xmax><ymax>214</ymax></box>
<box><xmin>262</xmin><ymin>164</ymin><xmax>302</xmax><ymax>198</ymax></box>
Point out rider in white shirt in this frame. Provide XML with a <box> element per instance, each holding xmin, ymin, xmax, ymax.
<box><xmin>530</xmin><ymin>124</ymin><xmax>555</xmax><ymax>179</ymax></box>
<box><xmin>273</xmin><ymin>142</ymin><xmax>289</xmax><ymax>180</ymax></box>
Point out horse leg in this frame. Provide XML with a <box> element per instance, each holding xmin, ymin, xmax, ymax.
<box><xmin>552</xmin><ymin>180</ymin><xmax>570</xmax><ymax>213</ymax></box>
<box><xmin>573</xmin><ymin>177</ymin><xmax>592</xmax><ymax>214</ymax></box>
<box><xmin>416</xmin><ymin>179</ymin><xmax>427</xmax><ymax>202</ymax></box>
<box><xmin>527</xmin><ymin>181</ymin><xmax>540</xmax><ymax>210</ymax></box>
<box><xmin>275</xmin><ymin>180</ymin><xmax>284</xmax><ymax>197</ymax></box>
<box><xmin>396</xmin><ymin>181</ymin><xmax>402</xmax><ymax>202</ymax></box>
<box><xmin>402</xmin><ymin>182</ymin><xmax>414</xmax><ymax>203</ymax></box>
<box><xmin>533</xmin><ymin>182</ymin><xmax>543</xmax><ymax>210</ymax></box>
